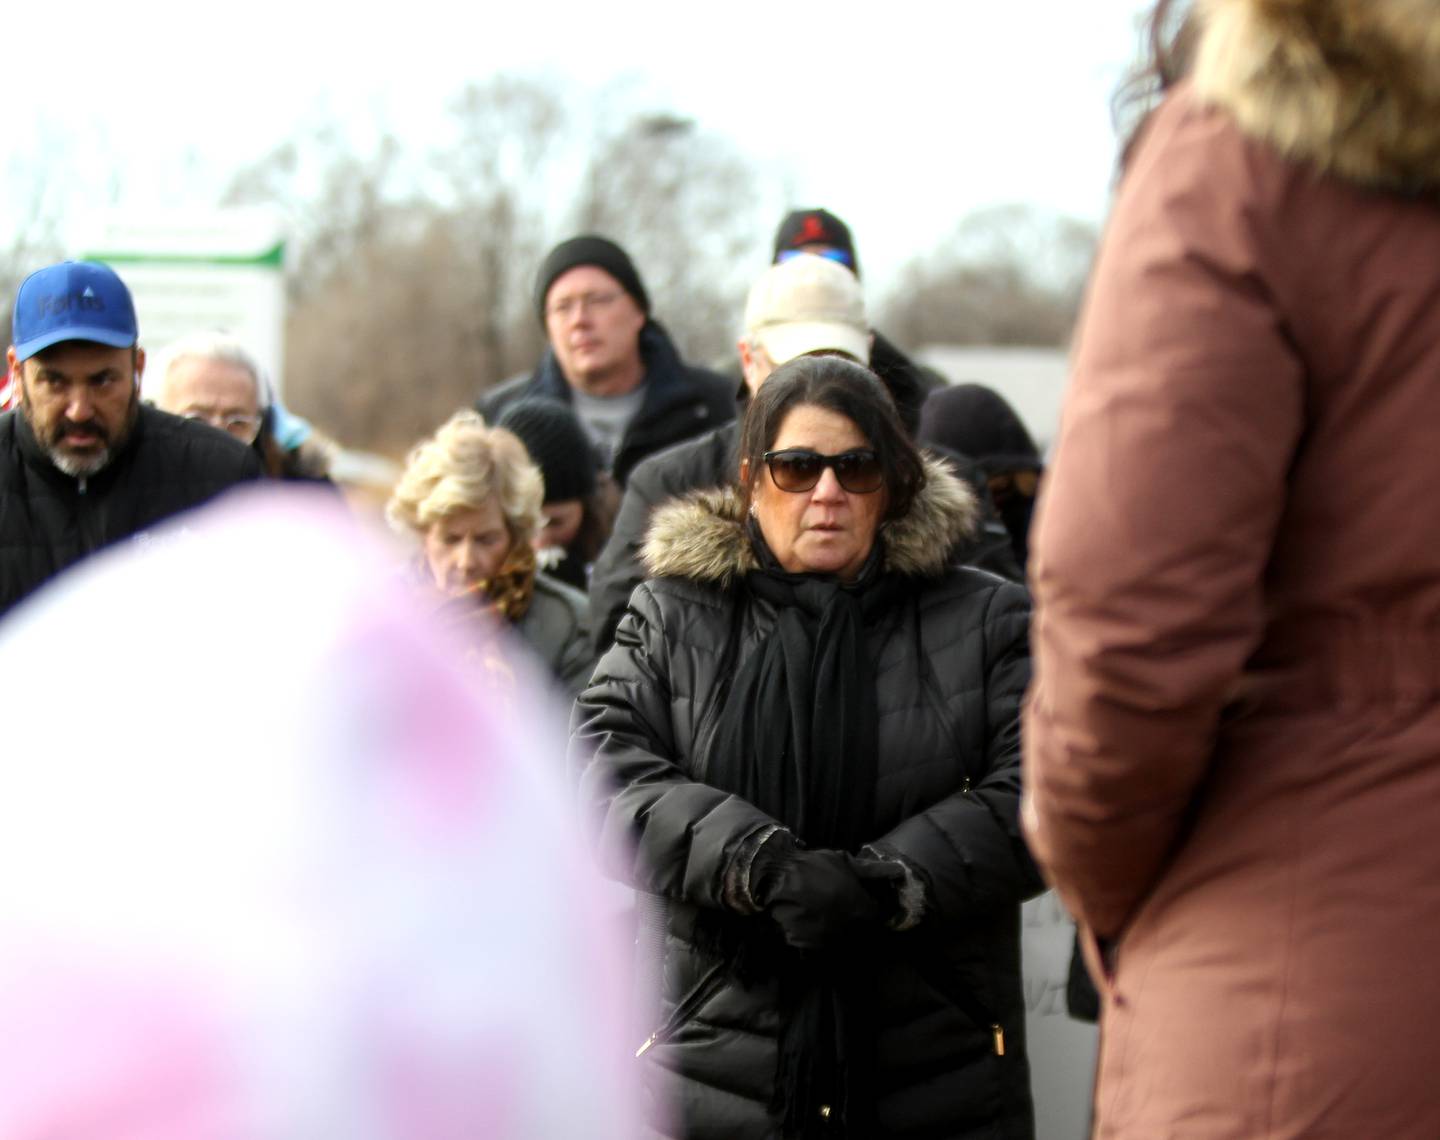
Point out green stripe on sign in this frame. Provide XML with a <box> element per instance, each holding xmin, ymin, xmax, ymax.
<box><xmin>83</xmin><ymin>242</ymin><xmax>286</xmax><ymax>269</ymax></box>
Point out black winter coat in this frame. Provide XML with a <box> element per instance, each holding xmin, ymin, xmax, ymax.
<box><xmin>572</xmin><ymin>460</ymin><xmax>1041</xmax><ymax>1139</ymax></box>
<box><xmin>0</xmin><ymin>405</ymin><xmax>262</xmax><ymax>618</ymax></box>
<box><xmin>477</xmin><ymin>320</ymin><xmax>736</xmax><ymax>489</ymax></box>
<box><xmin>587</xmin><ymin>421</ymin><xmax>1022</xmax><ymax>655</ymax></box>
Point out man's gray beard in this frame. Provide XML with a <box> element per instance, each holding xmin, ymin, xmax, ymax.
<box><xmin>48</xmin><ymin>446</ymin><xmax>113</xmax><ymax>479</ymax></box>
<box><xmin>26</xmin><ymin>388</ymin><xmax>139</xmax><ymax>480</ymax></box>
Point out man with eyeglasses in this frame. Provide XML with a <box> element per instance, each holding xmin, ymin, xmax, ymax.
<box><xmin>477</xmin><ymin>235</ymin><xmax>735</xmax><ymax>490</ymax></box>
<box><xmin>151</xmin><ymin>331</ymin><xmax>336</xmax><ymax>485</ymax></box>
<box><xmin>0</xmin><ymin>261</ymin><xmax>261</xmax><ymax>619</ymax></box>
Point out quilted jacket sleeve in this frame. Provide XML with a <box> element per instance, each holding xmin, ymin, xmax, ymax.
<box><xmin>869</xmin><ymin>581</ymin><xmax>1045</xmax><ymax>920</ymax></box>
<box><xmin>570</xmin><ymin>582</ymin><xmax>780</xmax><ymax>911</ymax></box>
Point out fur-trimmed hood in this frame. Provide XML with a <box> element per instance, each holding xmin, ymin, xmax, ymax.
<box><xmin>641</xmin><ymin>454</ymin><xmax>979</xmax><ymax>587</ymax></box>
<box><xmin>1193</xmin><ymin>0</ymin><xmax>1440</xmax><ymax>192</ymax></box>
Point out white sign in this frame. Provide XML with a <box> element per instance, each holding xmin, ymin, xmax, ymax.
<box><xmin>82</xmin><ymin>210</ymin><xmax>287</xmax><ymax>397</ymax></box>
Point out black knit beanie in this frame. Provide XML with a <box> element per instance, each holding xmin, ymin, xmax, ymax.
<box><xmin>772</xmin><ymin>208</ymin><xmax>861</xmax><ymax>280</ymax></box>
<box><xmin>534</xmin><ymin>235</ymin><xmax>650</xmax><ymax>324</ymax></box>
<box><xmin>496</xmin><ymin>398</ymin><xmax>599</xmax><ymax>504</ymax></box>
<box><xmin>918</xmin><ymin>383</ymin><xmax>1042</xmax><ymax>471</ymax></box>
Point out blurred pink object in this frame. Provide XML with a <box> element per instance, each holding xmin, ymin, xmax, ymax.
<box><xmin>0</xmin><ymin>488</ymin><xmax>643</xmax><ymax>1139</ymax></box>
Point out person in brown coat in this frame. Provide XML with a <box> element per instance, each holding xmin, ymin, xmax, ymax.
<box><xmin>1023</xmin><ymin>1</ymin><xmax>1440</xmax><ymax>1136</ymax></box>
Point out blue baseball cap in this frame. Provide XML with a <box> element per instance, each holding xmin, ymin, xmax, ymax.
<box><xmin>11</xmin><ymin>261</ymin><xmax>139</xmax><ymax>363</ymax></box>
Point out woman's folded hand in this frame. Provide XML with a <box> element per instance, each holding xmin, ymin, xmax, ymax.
<box><xmin>752</xmin><ymin>838</ymin><xmax>906</xmax><ymax>950</ymax></box>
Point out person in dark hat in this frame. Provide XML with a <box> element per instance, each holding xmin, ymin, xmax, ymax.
<box><xmin>476</xmin><ymin>235</ymin><xmax>735</xmax><ymax>490</ymax></box>
<box><xmin>497</xmin><ymin>397</ymin><xmax>619</xmax><ymax>592</ymax></box>
<box><xmin>772</xmin><ymin>208</ymin><xmax>947</xmax><ymax>429</ymax></box>
<box><xmin>772</xmin><ymin>208</ymin><xmax>862</xmax><ymax>276</ymax></box>
<box><xmin>919</xmin><ymin>383</ymin><xmax>1044</xmax><ymax>571</ymax></box>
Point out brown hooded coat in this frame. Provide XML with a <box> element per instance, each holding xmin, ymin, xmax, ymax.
<box><xmin>1024</xmin><ymin>1</ymin><xmax>1440</xmax><ymax>1136</ymax></box>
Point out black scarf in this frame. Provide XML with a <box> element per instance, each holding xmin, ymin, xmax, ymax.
<box><xmin>702</xmin><ymin>521</ymin><xmax>900</xmax><ymax>1138</ymax></box>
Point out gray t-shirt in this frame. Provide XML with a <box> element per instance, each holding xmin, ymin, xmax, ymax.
<box><xmin>571</xmin><ymin>385</ymin><xmax>647</xmax><ymax>469</ymax></box>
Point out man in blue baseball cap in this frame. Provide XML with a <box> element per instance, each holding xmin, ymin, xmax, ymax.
<box><xmin>0</xmin><ymin>260</ymin><xmax>262</xmax><ymax>618</ymax></box>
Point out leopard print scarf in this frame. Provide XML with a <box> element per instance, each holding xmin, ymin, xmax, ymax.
<box><xmin>477</xmin><ymin>540</ymin><xmax>537</xmax><ymax>623</ymax></box>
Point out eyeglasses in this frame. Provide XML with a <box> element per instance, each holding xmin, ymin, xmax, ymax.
<box><xmin>180</xmin><ymin>410</ymin><xmax>263</xmax><ymax>444</ymax></box>
<box><xmin>777</xmin><ymin>247</ymin><xmax>853</xmax><ymax>268</ymax></box>
<box><xmin>763</xmin><ymin>448</ymin><xmax>883</xmax><ymax>494</ymax></box>
<box><xmin>545</xmin><ymin>290</ymin><xmax>623</xmax><ymax>320</ymax></box>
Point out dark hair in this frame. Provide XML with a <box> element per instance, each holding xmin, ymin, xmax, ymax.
<box><xmin>1114</xmin><ymin>0</ymin><xmax>1198</xmax><ymax>169</ymax></box>
<box><xmin>739</xmin><ymin>354</ymin><xmax>925</xmax><ymax>522</ymax></box>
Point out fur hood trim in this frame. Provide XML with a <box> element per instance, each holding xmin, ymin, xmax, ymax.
<box><xmin>641</xmin><ymin>454</ymin><xmax>979</xmax><ymax>587</ymax></box>
<box><xmin>1193</xmin><ymin>0</ymin><xmax>1440</xmax><ymax>192</ymax></box>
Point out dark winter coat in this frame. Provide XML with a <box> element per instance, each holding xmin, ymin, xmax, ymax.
<box><xmin>477</xmin><ymin>320</ymin><xmax>736</xmax><ymax>489</ymax></box>
<box><xmin>0</xmin><ymin>404</ymin><xmax>262</xmax><ymax>619</ymax></box>
<box><xmin>586</xmin><ymin>421</ymin><xmax>1021</xmax><ymax>654</ymax></box>
<box><xmin>573</xmin><ymin>458</ymin><xmax>1041</xmax><ymax>1139</ymax></box>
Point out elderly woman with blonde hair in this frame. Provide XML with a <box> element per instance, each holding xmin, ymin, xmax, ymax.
<box><xmin>388</xmin><ymin>409</ymin><xmax>593</xmax><ymax>696</ymax></box>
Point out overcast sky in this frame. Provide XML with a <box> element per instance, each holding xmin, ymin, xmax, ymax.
<box><xmin>6</xmin><ymin>1</ymin><xmax>1152</xmax><ymax>290</ymax></box>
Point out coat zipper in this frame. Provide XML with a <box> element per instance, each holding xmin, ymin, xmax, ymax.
<box><xmin>75</xmin><ymin>475</ymin><xmax>103</xmax><ymax>556</ymax></box>
<box><xmin>635</xmin><ymin>961</ymin><xmax>726</xmax><ymax>1058</ymax></box>
<box><xmin>911</xmin><ymin>942</ymin><xmax>1007</xmax><ymax>1057</ymax></box>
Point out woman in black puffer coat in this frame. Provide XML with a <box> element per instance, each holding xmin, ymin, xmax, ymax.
<box><xmin>572</xmin><ymin>356</ymin><xmax>1042</xmax><ymax>1139</ymax></box>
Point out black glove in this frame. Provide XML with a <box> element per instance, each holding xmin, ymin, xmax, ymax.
<box><xmin>851</xmin><ymin>855</ymin><xmax>911</xmax><ymax>920</ymax></box>
<box><xmin>751</xmin><ymin>836</ymin><xmax>906</xmax><ymax>950</ymax></box>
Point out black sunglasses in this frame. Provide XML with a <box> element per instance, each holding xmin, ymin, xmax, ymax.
<box><xmin>763</xmin><ymin>448</ymin><xmax>884</xmax><ymax>494</ymax></box>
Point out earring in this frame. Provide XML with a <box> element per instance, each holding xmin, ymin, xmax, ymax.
<box><xmin>748</xmin><ymin>502</ymin><xmax>758</xmax><ymax>518</ymax></box>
